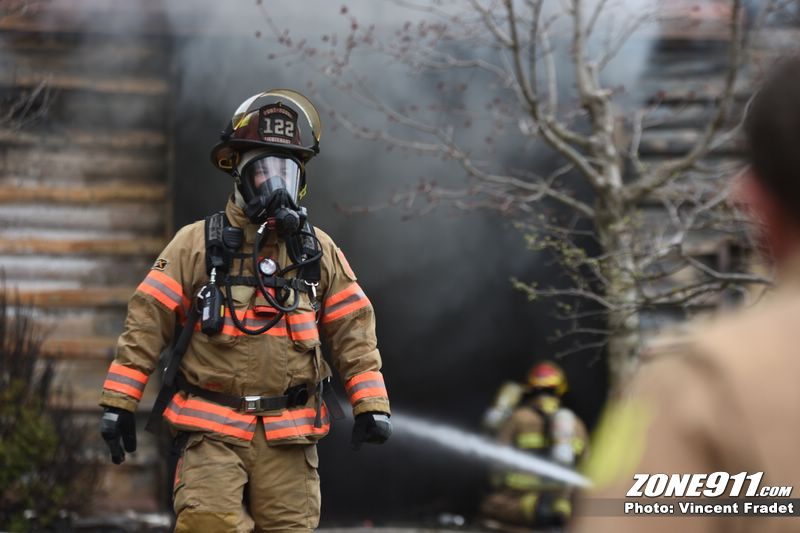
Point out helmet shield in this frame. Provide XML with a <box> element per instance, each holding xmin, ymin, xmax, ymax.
<box><xmin>241</xmin><ymin>155</ymin><xmax>301</xmax><ymax>204</ymax></box>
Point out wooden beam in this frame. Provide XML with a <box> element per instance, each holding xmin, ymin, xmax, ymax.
<box><xmin>0</xmin><ymin>183</ymin><xmax>168</xmax><ymax>204</ymax></box>
<box><xmin>0</xmin><ymin>71</ymin><xmax>168</xmax><ymax>96</ymax></box>
<box><xmin>0</xmin><ymin>0</ymin><xmax>249</xmax><ymax>36</ymax></box>
<box><xmin>0</xmin><ymin>128</ymin><xmax>166</xmax><ymax>150</ymax></box>
<box><xmin>0</xmin><ymin>238</ymin><xmax>164</xmax><ymax>256</ymax></box>
<box><xmin>18</xmin><ymin>287</ymin><xmax>135</xmax><ymax>308</ymax></box>
<box><xmin>0</xmin><ymin>149</ymin><xmax>165</xmax><ymax>182</ymax></box>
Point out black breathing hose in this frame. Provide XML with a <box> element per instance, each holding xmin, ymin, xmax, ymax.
<box><xmin>253</xmin><ymin>225</ymin><xmax>301</xmax><ymax>314</ymax></box>
<box><xmin>277</xmin><ymin>229</ymin><xmax>323</xmax><ymax>277</ymax></box>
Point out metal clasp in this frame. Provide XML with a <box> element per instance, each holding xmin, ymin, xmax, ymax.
<box><xmin>304</xmin><ymin>281</ymin><xmax>320</xmax><ymax>310</ymax></box>
<box><xmin>242</xmin><ymin>396</ymin><xmax>262</xmax><ymax>413</ymax></box>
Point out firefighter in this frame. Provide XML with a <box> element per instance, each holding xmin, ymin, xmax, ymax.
<box><xmin>480</xmin><ymin>361</ymin><xmax>588</xmax><ymax>530</ymax></box>
<box><xmin>571</xmin><ymin>58</ymin><xmax>800</xmax><ymax>532</ymax></box>
<box><xmin>98</xmin><ymin>90</ymin><xmax>391</xmax><ymax>532</ymax></box>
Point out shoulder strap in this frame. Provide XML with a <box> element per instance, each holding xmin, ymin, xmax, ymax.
<box><xmin>205</xmin><ymin>211</ymin><xmax>229</xmax><ymax>275</ymax></box>
<box><xmin>299</xmin><ymin>222</ymin><xmax>321</xmax><ymax>284</ymax></box>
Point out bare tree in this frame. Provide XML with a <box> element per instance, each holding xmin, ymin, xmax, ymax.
<box><xmin>258</xmin><ymin>0</ymin><xmax>786</xmax><ymax>392</ymax></box>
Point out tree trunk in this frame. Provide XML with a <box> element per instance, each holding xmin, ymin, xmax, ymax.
<box><xmin>596</xmin><ymin>195</ymin><xmax>642</xmax><ymax>396</ymax></box>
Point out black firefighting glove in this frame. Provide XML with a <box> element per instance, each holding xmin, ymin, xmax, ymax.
<box><xmin>100</xmin><ymin>407</ymin><xmax>137</xmax><ymax>465</ymax></box>
<box><xmin>351</xmin><ymin>412</ymin><xmax>392</xmax><ymax>450</ymax></box>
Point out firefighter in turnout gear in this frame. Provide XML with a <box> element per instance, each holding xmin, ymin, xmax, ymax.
<box><xmin>480</xmin><ymin>361</ymin><xmax>587</xmax><ymax>530</ymax></box>
<box><xmin>571</xmin><ymin>57</ymin><xmax>800</xmax><ymax>533</ymax></box>
<box><xmin>98</xmin><ymin>90</ymin><xmax>391</xmax><ymax>532</ymax></box>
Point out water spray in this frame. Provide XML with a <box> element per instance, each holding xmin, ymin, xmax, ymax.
<box><xmin>391</xmin><ymin>412</ymin><xmax>591</xmax><ymax>489</ymax></box>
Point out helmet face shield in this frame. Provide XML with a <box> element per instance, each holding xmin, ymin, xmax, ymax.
<box><xmin>241</xmin><ymin>156</ymin><xmax>301</xmax><ymax>204</ymax></box>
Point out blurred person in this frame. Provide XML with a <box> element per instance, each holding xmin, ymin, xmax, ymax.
<box><xmin>97</xmin><ymin>90</ymin><xmax>391</xmax><ymax>532</ymax></box>
<box><xmin>572</xmin><ymin>57</ymin><xmax>800</xmax><ymax>532</ymax></box>
<box><xmin>480</xmin><ymin>361</ymin><xmax>588</xmax><ymax>530</ymax></box>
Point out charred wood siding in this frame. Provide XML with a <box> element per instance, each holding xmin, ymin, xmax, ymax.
<box><xmin>634</xmin><ymin>5</ymin><xmax>798</xmax><ymax>337</ymax></box>
<box><xmin>0</xmin><ymin>9</ymin><xmax>174</xmax><ymax>513</ymax></box>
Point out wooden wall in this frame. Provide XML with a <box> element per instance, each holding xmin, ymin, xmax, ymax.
<box><xmin>0</xmin><ymin>3</ymin><xmax>174</xmax><ymax>512</ymax></box>
<box><xmin>635</xmin><ymin>4</ymin><xmax>799</xmax><ymax>338</ymax></box>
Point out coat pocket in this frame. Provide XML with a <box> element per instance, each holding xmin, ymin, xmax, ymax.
<box><xmin>287</xmin><ymin>293</ymin><xmax>321</xmax><ymax>351</ymax></box>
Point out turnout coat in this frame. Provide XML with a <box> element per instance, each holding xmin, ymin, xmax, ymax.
<box><xmin>100</xmin><ymin>199</ymin><xmax>390</xmax><ymax>446</ymax></box>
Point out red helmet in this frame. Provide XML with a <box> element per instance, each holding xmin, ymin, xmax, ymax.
<box><xmin>527</xmin><ymin>361</ymin><xmax>568</xmax><ymax>397</ymax></box>
<box><xmin>210</xmin><ymin>89</ymin><xmax>322</xmax><ymax>173</ymax></box>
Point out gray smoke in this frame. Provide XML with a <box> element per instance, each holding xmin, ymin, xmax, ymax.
<box><xmin>1</xmin><ymin>0</ymin><xmax>664</xmax><ymax>524</ymax></box>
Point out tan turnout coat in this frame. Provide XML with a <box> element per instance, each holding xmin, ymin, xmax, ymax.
<box><xmin>573</xmin><ymin>264</ymin><xmax>800</xmax><ymax>533</ymax></box>
<box><xmin>100</xmin><ymin>199</ymin><xmax>390</xmax><ymax>446</ymax></box>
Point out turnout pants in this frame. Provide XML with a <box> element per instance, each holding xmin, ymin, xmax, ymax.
<box><xmin>173</xmin><ymin>419</ymin><xmax>321</xmax><ymax>533</ymax></box>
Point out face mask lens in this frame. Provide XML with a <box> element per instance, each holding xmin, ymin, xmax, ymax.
<box><xmin>242</xmin><ymin>156</ymin><xmax>301</xmax><ymax>202</ymax></box>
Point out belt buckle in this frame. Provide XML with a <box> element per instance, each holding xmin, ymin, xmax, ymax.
<box><xmin>242</xmin><ymin>395</ymin><xmax>262</xmax><ymax>413</ymax></box>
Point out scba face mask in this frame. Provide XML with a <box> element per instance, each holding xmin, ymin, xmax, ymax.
<box><xmin>238</xmin><ymin>154</ymin><xmax>306</xmax><ymax>234</ymax></box>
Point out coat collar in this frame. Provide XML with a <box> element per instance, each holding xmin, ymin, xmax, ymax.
<box><xmin>224</xmin><ymin>196</ymin><xmax>278</xmax><ymax>246</ymax></box>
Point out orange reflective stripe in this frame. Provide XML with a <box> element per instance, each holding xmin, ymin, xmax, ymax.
<box><xmin>194</xmin><ymin>308</ymin><xmax>290</xmax><ymax>337</ymax></box>
<box><xmin>346</xmin><ymin>371</ymin><xmax>384</xmax><ymax>389</ymax></box>
<box><xmin>174</xmin><ymin>395</ymin><xmax>254</xmax><ymax>422</ymax></box>
<box><xmin>325</xmin><ymin>283</ymin><xmax>361</xmax><ymax>307</ymax></box>
<box><xmin>323</xmin><ymin>298</ymin><xmax>370</xmax><ymax>323</ymax></box>
<box><xmin>108</xmin><ymin>363</ymin><xmax>148</xmax><ymax>384</ymax></box>
<box><xmin>103</xmin><ymin>363</ymin><xmax>148</xmax><ymax>400</ymax></box>
<box><xmin>138</xmin><ymin>282</ymin><xmax>180</xmax><ymax>313</ymax></box>
<box><xmin>266</xmin><ymin>422</ymin><xmax>330</xmax><ymax>440</ymax></box>
<box><xmin>290</xmin><ymin>328</ymin><xmax>318</xmax><ymax>341</ymax></box>
<box><xmin>137</xmin><ymin>270</ymin><xmax>189</xmax><ymax>318</ymax></box>
<box><xmin>349</xmin><ymin>387</ymin><xmax>388</xmax><ymax>404</ymax></box>
<box><xmin>164</xmin><ymin>394</ymin><xmax>256</xmax><ymax>440</ymax></box>
<box><xmin>322</xmin><ymin>283</ymin><xmax>370</xmax><ymax>323</ymax></box>
<box><xmin>148</xmin><ymin>270</ymin><xmax>189</xmax><ymax>308</ymax></box>
<box><xmin>345</xmin><ymin>371</ymin><xmax>388</xmax><ymax>405</ymax></box>
<box><xmin>263</xmin><ymin>406</ymin><xmax>330</xmax><ymax>440</ymax></box>
<box><xmin>287</xmin><ymin>311</ymin><xmax>319</xmax><ymax>341</ymax></box>
<box><xmin>103</xmin><ymin>379</ymin><xmax>144</xmax><ymax>400</ymax></box>
<box><xmin>287</xmin><ymin>311</ymin><xmax>316</xmax><ymax>324</ymax></box>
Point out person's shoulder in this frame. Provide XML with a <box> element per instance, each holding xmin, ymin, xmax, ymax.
<box><xmin>171</xmin><ymin>220</ymin><xmax>206</xmax><ymax>246</ymax></box>
<box><xmin>691</xmin><ymin>288</ymin><xmax>799</xmax><ymax>362</ymax></box>
<box><xmin>311</xmin><ymin>225</ymin><xmax>336</xmax><ymax>249</ymax></box>
<box><xmin>639</xmin><ymin>287</ymin><xmax>800</xmax><ymax>402</ymax></box>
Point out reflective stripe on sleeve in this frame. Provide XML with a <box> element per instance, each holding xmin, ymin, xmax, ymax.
<box><xmin>137</xmin><ymin>270</ymin><xmax>190</xmax><ymax>318</ymax></box>
<box><xmin>321</xmin><ymin>283</ymin><xmax>370</xmax><ymax>323</ymax></box>
<box><xmin>163</xmin><ymin>393</ymin><xmax>256</xmax><ymax>441</ymax></box>
<box><xmin>263</xmin><ymin>405</ymin><xmax>330</xmax><ymax>441</ymax></box>
<box><xmin>102</xmin><ymin>363</ymin><xmax>148</xmax><ymax>401</ymax></box>
<box><xmin>344</xmin><ymin>371</ymin><xmax>388</xmax><ymax>406</ymax></box>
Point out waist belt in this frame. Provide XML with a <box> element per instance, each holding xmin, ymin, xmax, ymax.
<box><xmin>176</xmin><ymin>374</ymin><xmax>309</xmax><ymax>413</ymax></box>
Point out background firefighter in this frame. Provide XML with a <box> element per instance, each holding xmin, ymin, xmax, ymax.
<box><xmin>98</xmin><ymin>90</ymin><xmax>391</xmax><ymax>532</ymax></box>
<box><xmin>480</xmin><ymin>361</ymin><xmax>588</xmax><ymax>530</ymax></box>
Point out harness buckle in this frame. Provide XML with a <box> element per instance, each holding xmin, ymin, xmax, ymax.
<box><xmin>304</xmin><ymin>280</ymin><xmax>319</xmax><ymax>307</ymax></box>
<box><xmin>242</xmin><ymin>396</ymin><xmax>263</xmax><ymax>413</ymax></box>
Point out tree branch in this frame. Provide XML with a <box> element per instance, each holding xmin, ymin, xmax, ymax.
<box><xmin>625</xmin><ymin>0</ymin><xmax>745</xmax><ymax>204</ymax></box>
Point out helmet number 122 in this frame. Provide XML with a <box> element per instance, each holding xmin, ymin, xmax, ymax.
<box><xmin>264</xmin><ymin>118</ymin><xmax>294</xmax><ymax>137</ymax></box>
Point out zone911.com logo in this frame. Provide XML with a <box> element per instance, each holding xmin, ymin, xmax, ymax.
<box><xmin>627</xmin><ymin>472</ymin><xmax>793</xmax><ymax>498</ymax></box>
